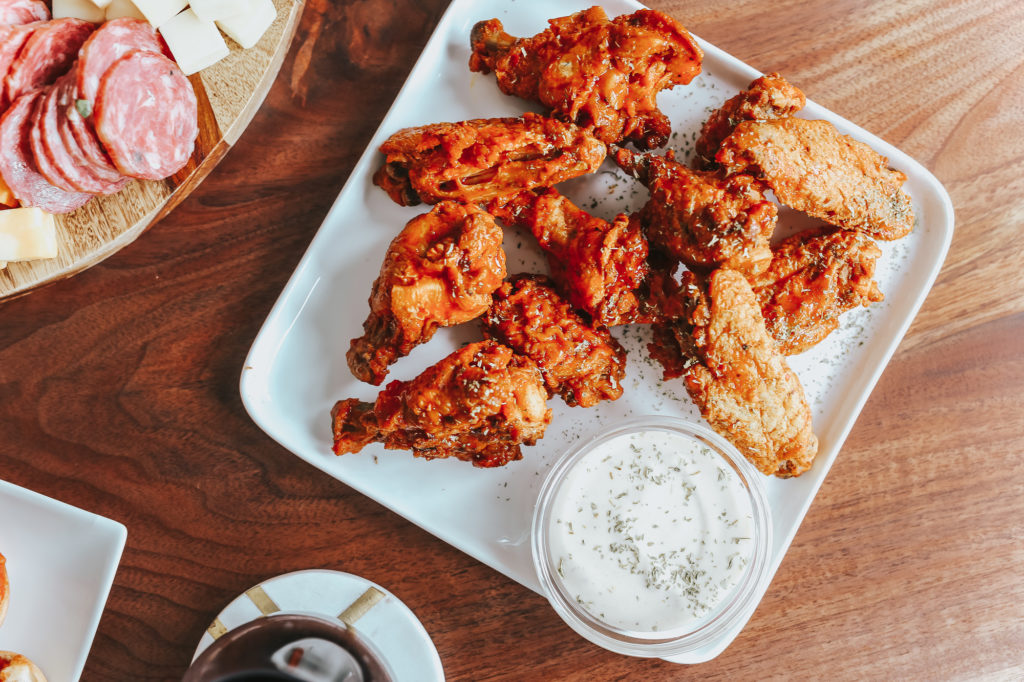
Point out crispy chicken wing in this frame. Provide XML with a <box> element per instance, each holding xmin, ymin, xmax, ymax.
<box><xmin>487</xmin><ymin>188</ymin><xmax>648</xmax><ymax>326</ymax></box>
<box><xmin>332</xmin><ymin>340</ymin><xmax>552</xmax><ymax>467</ymax></box>
<box><xmin>347</xmin><ymin>202</ymin><xmax>506</xmax><ymax>385</ymax></box>
<box><xmin>750</xmin><ymin>226</ymin><xmax>884</xmax><ymax>355</ymax></box>
<box><xmin>614</xmin><ymin>146</ymin><xmax>776</xmax><ymax>277</ymax></box>
<box><xmin>695</xmin><ymin>72</ymin><xmax>806</xmax><ymax>169</ymax></box>
<box><xmin>469</xmin><ymin>7</ymin><xmax>702</xmax><ymax>149</ymax></box>
<box><xmin>717</xmin><ymin>117</ymin><xmax>914</xmax><ymax>240</ymax></box>
<box><xmin>373</xmin><ymin>113</ymin><xmax>606</xmax><ymax>206</ymax></box>
<box><xmin>648</xmin><ymin>269</ymin><xmax>818</xmax><ymax>477</ymax></box>
<box><xmin>481</xmin><ymin>275</ymin><xmax>627</xmax><ymax>407</ymax></box>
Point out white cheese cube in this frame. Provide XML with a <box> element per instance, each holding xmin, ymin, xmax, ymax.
<box><xmin>89</xmin><ymin>0</ymin><xmax>113</xmax><ymax>8</ymax></box>
<box><xmin>189</xmin><ymin>0</ymin><xmax>248</xmax><ymax>23</ymax></box>
<box><xmin>105</xmin><ymin>0</ymin><xmax>145</xmax><ymax>21</ymax></box>
<box><xmin>131</xmin><ymin>0</ymin><xmax>188</xmax><ymax>28</ymax></box>
<box><xmin>217</xmin><ymin>0</ymin><xmax>276</xmax><ymax>50</ymax></box>
<box><xmin>0</xmin><ymin>208</ymin><xmax>58</xmax><ymax>262</ymax></box>
<box><xmin>52</xmin><ymin>0</ymin><xmax>106</xmax><ymax>22</ymax></box>
<box><xmin>159</xmin><ymin>9</ymin><xmax>230</xmax><ymax>76</ymax></box>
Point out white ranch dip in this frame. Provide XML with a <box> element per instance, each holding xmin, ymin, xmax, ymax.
<box><xmin>548</xmin><ymin>429</ymin><xmax>755</xmax><ymax>634</ymax></box>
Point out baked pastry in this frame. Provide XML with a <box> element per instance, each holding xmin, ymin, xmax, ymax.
<box><xmin>0</xmin><ymin>652</ymin><xmax>48</xmax><ymax>682</ymax></box>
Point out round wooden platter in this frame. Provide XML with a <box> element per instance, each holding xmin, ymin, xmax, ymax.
<box><xmin>0</xmin><ymin>0</ymin><xmax>305</xmax><ymax>301</ymax></box>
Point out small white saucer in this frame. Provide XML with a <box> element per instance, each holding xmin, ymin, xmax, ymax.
<box><xmin>191</xmin><ymin>569</ymin><xmax>444</xmax><ymax>680</ymax></box>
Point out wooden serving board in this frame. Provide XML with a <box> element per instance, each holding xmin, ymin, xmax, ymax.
<box><xmin>0</xmin><ymin>0</ymin><xmax>305</xmax><ymax>301</ymax></box>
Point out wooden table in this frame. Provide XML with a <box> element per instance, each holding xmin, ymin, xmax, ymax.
<box><xmin>2</xmin><ymin>0</ymin><xmax>1022</xmax><ymax>679</ymax></box>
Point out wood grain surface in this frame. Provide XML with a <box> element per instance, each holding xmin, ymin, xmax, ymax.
<box><xmin>1</xmin><ymin>0</ymin><xmax>1022</xmax><ymax>679</ymax></box>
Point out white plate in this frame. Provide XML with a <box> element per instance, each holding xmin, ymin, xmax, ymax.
<box><xmin>0</xmin><ymin>479</ymin><xmax>127</xmax><ymax>681</ymax></box>
<box><xmin>190</xmin><ymin>569</ymin><xmax>444</xmax><ymax>681</ymax></box>
<box><xmin>239</xmin><ymin>0</ymin><xmax>954</xmax><ymax>663</ymax></box>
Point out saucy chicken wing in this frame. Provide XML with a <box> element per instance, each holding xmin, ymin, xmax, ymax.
<box><xmin>347</xmin><ymin>202</ymin><xmax>506</xmax><ymax>385</ymax></box>
<box><xmin>717</xmin><ymin>117</ymin><xmax>914</xmax><ymax>240</ymax></box>
<box><xmin>469</xmin><ymin>7</ymin><xmax>702</xmax><ymax>149</ymax></box>
<box><xmin>750</xmin><ymin>226</ymin><xmax>884</xmax><ymax>355</ymax></box>
<box><xmin>695</xmin><ymin>72</ymin><xmax>806</xmax><ymax>169</ymax></box>
<box><xmin>614</xmin><ymin>146</ymin><xmax>776</xmax><ymax>277</ymax></box>
<box><xmin>481</xmin><ymin>275</ymin><xmax>627</xmax><ymax>407</ymax></box>
<box><xmin>488</xmin><ymin>188</ymin><xmax>648</xmax><ymax>326</ymax></box>
<box><xmin>332</xmin><ymin>340</ymin><xmax>552</xmax><ymax>467</ymax></box>
<box><xmin>648</xmin><ymin>268</ymin><xmax>818</xmax><ymax>477</ymax></box>
<box><xmin>373</xmin><ymin>113</ymin><xmax>606</xmax><ymax>206</ymax></box>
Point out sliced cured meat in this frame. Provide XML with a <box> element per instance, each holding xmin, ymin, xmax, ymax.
<box><xmin>4</xmin><ymin>18</ymin><xmax>94</xmax><ymax>109</ymax></box>
<box><xmin>0</xmin><ymin>0</ymin><xmax>49</xmax><ymax>25</ymax></box>
<box><xmin>29</xmin><ymin>85</ymin><xmax>81</xmax><ymax>191</ymax></box>
<box><xmin>0</xmin><ymin>91</ymin><xmax>91</xmax><ymax>212</ymax></box>
<box><xmin>0</xmin><ymin>23</ymin><xmax>37</xmax><ymax>107</ymax></box>
<box><xmin>94</xmin><ymin>50</ymin><xmax>197</xmax><ymax>180</ymax></box>
<box><xmin>39</xmin><ymin>77</ymin><xmax>123</xmax><ymax>193</ymax></box>
<box><xmin>54</xmin><ymin>73</ymin><xmax>127</xmax><ymax>192</ymax></box>
<box><xmin>76</xmin><ymin>18</ymin><xmax>166</xmax><ymax>105</ymax></box>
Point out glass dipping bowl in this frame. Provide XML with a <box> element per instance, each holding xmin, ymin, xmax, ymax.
<box><xmin>531</xmin><ymin>416</ymin><xmax>773</xmax><ymax>658</ymax></box>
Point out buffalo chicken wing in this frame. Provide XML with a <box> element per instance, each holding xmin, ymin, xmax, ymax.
<box><xmin>347</xmin><ymin>202</ymin><xmax>506</xmax><ymax>385</ymax></box>
<box><xmin>482</xmin><ymin>275</ymin><xmax>627</xmax><ymax>407</ymax></box>
<box><xmin>750</xmin><ymin>226</ymin><xmax>884</xmax><ymax>355</ymax></box>
<box><xmin>717</xmin><ymin>117</ymin><xmax>914</xmax><ymax>240</ymax></box>
<box><xmin>488</xmin><ymin>188</ymin><xmax>648</xmax><ymax>326</ymax></box>
<box><xmin>614</xmin><ymin>146</ymin><xmax>776</xmax><ymax>277</ymax></box>
<box><xmin>470</xmin><ymin>7</ymin><xmax>702</xmax><ymax>149</ymax></box>
<box><xmin>648</xmin><ymin>269</ymin><xmax>818</xmax><ymax>477</ymax></box>
<box><xmin>332</xmin><ymin>340</ymin><xmax>551</xmax><ymax>467</ymax></box>
<box><xmin>373</xmin><ymin>113</ymin><xmax>605</xmax><ymax>206</ymax></box>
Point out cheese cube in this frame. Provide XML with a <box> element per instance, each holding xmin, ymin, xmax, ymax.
<box><xmin>131</xmin><ymin>0</ymin><xmax>188</xmax><ymax>28</ymax></box>
<box><xmin>104</xmin><ymin>0</ymin><xmax>145</xmax><ymax>21</ymax></box>
<box><xmin>159</xmin><ymin>8</ymin><xmax>230</xmax><ymax>76</ymax></box>
<box><xmin>217</xmin><ymin>0</ymin><xmax>277</xmax><ymax>50</ymax></box>
<box><xmin>52</xmin><ymin>0</ymin><xmax>106</xmax><ymax>22</ymax></box>
<box><xmin>0</xmin><ymin>208</ymin><xmax>58</xmax><ymax>262</ymax></box>
<box><xmin>89</xmin><ymin>0</ymin><xmax>113</xmax><ymax>8</ymax></box>
<box><xmin>189</xmin><ymin>0</ymin><xmax>248</xmax><ymax>23</ymax></box>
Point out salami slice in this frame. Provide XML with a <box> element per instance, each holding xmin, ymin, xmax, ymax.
<box><xmin>0</xmin><ymin>23</ymin><xmax>37</xmax><ymax>108</ymax></box>
<box><xmin>0</xmin><ymin>91</ymin><xmax>91</xmax><ymax>213</ymax></box>
<box><xmin>76</xmin><ymin>18</ymin><xmax>165</xmax><ymax>105</ymax></box>
<box><xmin>0</xmin><ymin>0</ymin><xmax>49</xmax><ymax>26</ymax></box>
<box><xmin>4</xmin><ymin>18</ymin><xmax>94</xmax><ymax>109</ymax></box>
<box><xmin>54</xmin><ymin>73</ymin><xmax>127</xmax><ymax>192</ymax></box>
<box><xmin>37</xmin><ymin>76</ymin><xmax>122</xmax><ymax>194</ymax></box>
<box><xmin>94</xmin><ymin>50</ymin><xmax>197</xmax><ymax>180</ymax></box>
<box><xmin>29</xmin><ymin>85</ymin><xmax>81</xmax><ymax>192</ymax></box>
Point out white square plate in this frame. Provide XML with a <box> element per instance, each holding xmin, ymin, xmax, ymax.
<box><xmin>240</xmin><ymin>0</ymin><xmax>954</xmax><ymax>663</ymax></box>
<box><xmin>0</xmin><ymin>480</ymin><xmax>126</xmax><ymax>680</ymax></box>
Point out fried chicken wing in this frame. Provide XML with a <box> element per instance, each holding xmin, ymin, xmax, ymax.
<box><xmin>648</xmin><ymin>269</ymin><xmax>818</xmax><ymax>477</ymax></box>
<box><xmin>750</xmin><ymin>226</ymin><xmax>884</xmax><ymax>355</ymax></box>
<box><xmin>717</xmin><ymin>117</ymin><xmax>914</xmax><ymax>240</ymax></box>
<box><xmin>347</xmin><ymin>202</ymin><xmax>506</xmax><ymax>385</ymax></box>
<box><xmin>332</xmin><ymin>340</ymin><xmax>552</xmax><ymax>467</ymax></box>
<box><xmin>481</xmin><ymin>275</ymin><xmax>627</xmax><ymax>407</ymax></box>
<box><xmin>373</xmin><ymin>113</ymin><xmax>606</xmax><ymax>206</ymax></box>
<box><xmin>695</xmin><ymin>72</ymin><xmax>806</xmax><ymax>168</ymax></box>
<box><xmin>614</xmin><ymin>146</ymin><xmax>776</xmax><ymax>277</ymax></box>
<box><xmin>470</xmin><ymin>7</ymin><xmax>702</xmax><ymax>149</ymax></box>
<box><xmin>487</xmin><ymin>188</ymin><xmax>648</xmax><ymax>326</ymax></box>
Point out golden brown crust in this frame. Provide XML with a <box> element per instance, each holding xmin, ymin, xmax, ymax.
<box><xmin>470</xmin><ymin>7</ymin><xmax>702</xmax><ymax>148</ymax></box>
<box><xmin>749</xmin><ymin>226</ymin><xmax>884</xmax><ymax>355</ymax></box>
<box><xmin>0</xmin><ymin>652</ymin><xmax>48</xmax><ymax>682</ymax></box>
<box><xmin>695</xmin><ymin>72</ymin><xmax>806</xmax><ymax>168</ymax></box>
<box><xmin>488</xmin><ymin>188</ymin><xmax>648</xmax><ymax>326</ymax></box>
<box><xmin>717</xmin><ymin>117</ymin><xmax>914</xmax><ymax>240</ymax></box>
<box><xmin>333</xmin><ymin>341</ymin><xmax>551</xmax><ymax>467</ymax></box>
<box><xmin>481</xmin><ymin>275</ymin><xmax>627</xmax><ymax>407</ymax></box>
<box><xmin>373</xmin><ymin>113</ymin><xmax>606</xmax><ymax>206</ymax></box>
<box><xmin>347</xmin><ymin>201</ymin><xmax>506</xmax><ymax>385</ymax></box>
